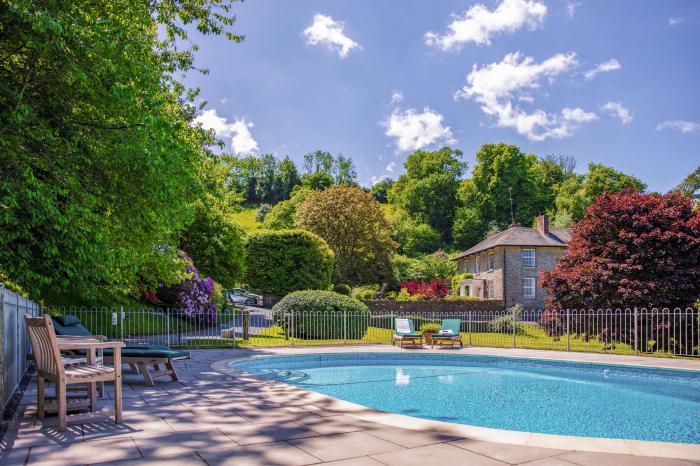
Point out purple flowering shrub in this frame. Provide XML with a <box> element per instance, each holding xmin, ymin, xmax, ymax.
<box><xmin>156</xmin><ymin>252</ymin><xmax>219</xmax><ymax>323</ymax></box>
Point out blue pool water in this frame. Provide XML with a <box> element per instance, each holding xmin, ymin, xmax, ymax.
<box><xmin>230</xmin><ymin>353</ymin><xmax>700</xmax><ymax>444</ymax></box>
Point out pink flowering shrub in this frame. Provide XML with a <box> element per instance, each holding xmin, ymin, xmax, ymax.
<box><xmin>399</xmin><ymin>279</ymin><xmax>449</xmax><ymax>299</ymax></box>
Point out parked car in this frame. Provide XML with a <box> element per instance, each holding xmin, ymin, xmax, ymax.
<box><xmin>225</xmin><ymin>288</ymin><xmax>262</xmax><ymax>306</ymax></box>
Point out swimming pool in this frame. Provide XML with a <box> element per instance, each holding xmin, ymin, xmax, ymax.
<box><xmin>229</xmin><ymin>353</ymin><xmax>700</xmax><ymax>444</ymax></box>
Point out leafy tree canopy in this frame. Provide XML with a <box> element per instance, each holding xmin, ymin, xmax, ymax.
<box><xmin>0</xmin><ymin>0</ymin><xmax>242</xmax><ymax>303</ymax></box>
<box><xmin>676</xmin><ymin>165</ymin><xmax>700</xmax><ymax>200</ymax></box>
<box><xmin>296</xmin><ymin>185</ymin><xmax>397</xmax><ymax>285</ymax></box>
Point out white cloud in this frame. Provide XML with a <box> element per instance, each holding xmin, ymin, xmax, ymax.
<box><xmin>566</xmin><ymin>1</ymin><xmax>582</xmax><ymax>18</ymax></box>
<box><xmin>390</xmin><ymin>90</ymin><xmax>404</xmax><ymax>104</ymax></box>
<box><xmin>220</xmin><ymin>98</ymin><xmax>227</xmax><ymax>104</ymax></box>
<box><xmin>584</xmin><ymin>58</ymin><xmax>621</xmax><ymax>80</ymax></box>
<box><xmin>669</xmin><ymin>17</ymin><xmax>683</xmax><ymax>26</ymax></box>
<box><xmin>425</xmin><ymin>0</ymin><xmax>547</xmax><ymax>51</ymax></box>
<box><xmin>455</xmin><ymin>51</ymin><xmax>597</xmax><ymax>141</ymax></box>
<box><xmin>370</xmin><ymin>175</ymin><xmax>390</xmax><ymax>186</ymax></box>
<box><xmin>656</xmin><ymin>120</ymin><xmax>700</xmax><ymax>134</ymax></box>
<box><xmin>600</xmin><ymin>101</ymin><xmax>632</xmax><ymax>124</ymax></box>
<box><xmin>382</xmin><ymin>107</ymin><xmax>456</xmax><ymax>152</ymax></box>
<box><xmin>193</xmin><ymin>109</ymin><xmax>259</xmax><ymax>155</ymax></box>
<box><xmin>303</xmin><ymin>14</ymin><xmax>360</xmax><ymax>58</ymax></box>
<box><xmin>386</xmin><ymin>161</ymin><xmax>396</xmax><ymax>172</ymax></box>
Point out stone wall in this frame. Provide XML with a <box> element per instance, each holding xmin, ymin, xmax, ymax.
<box><xmin>503</xmin><ymin>246</ymin><xmax>565</xmax><ymax>308</ymax></box>
<box><xmin>363</xmin><ymin>299</ymin><xmax>506</xmax><ymax>315</ymax></box>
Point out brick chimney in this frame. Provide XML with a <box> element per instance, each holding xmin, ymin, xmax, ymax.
<box><xmin>536</xmin><ymin>213</ymin><xmax>549</xmax><ymax>234</ymax></box>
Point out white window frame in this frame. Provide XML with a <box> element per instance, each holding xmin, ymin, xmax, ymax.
<box><xmin>522</xmin><ymin>249</ymin><xmax>536</xmax><ymax>268</ymax></box>
<box><xmin>486</xmin><ymin>280</ymin><xmax>494</xmax><ymax>299</ymax></box>
<box><xmin>522</xmin><ymin>278</ymin><xmax>536</xmax><ymax>300</ymax></box>
<box><xmin>487</xmin><ymin>252</ymin><xmax>494</xmax><ymax>271</ymax></box>
<box><xmin>475</xmin><ymin>256</ymin><xmax>481</xmax><ymax>274</ymax></box>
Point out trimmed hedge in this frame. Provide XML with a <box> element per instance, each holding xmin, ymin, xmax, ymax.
<box><xmin>272</xmin><ymin>290</ymin><xmax>371</xmax><ymax>340</ymax></box>
<box><xmin>333</xmin><ymin>283</ymin><xmax>352</xmax><ymax>295</ymax></box>
<box><xmin>245</xmin><ymin>229</ymin><xmax>334</xmax><ymax>295</ymax></box>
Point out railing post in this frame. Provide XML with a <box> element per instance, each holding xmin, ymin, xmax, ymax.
<box><xmin>343</xmin><ymin>311</ymin><xmax>347</xmax><ymax>344</ymax></box>
<box><xmin>119</xmin><ymin>306</ymin><xmax>124</xmax><ymax>341</ymax></box>
<box><xmin>290</xmin><ymin>311</ymin><xmax>295</xmax><ymax>347</ymax></box>
<box><xmin>634</xmin><ymin>307</ymin><xmax>638</xmax><ymax>355</ymax></box>
<box><xmin>566</xmin><ymin>309</ymin><xmax>570</xmax><ymax>352</ymax></box>
<box><xmin>166</xmin><ymin>311</ymin><xmax>170</xmax><ymax>348</ymax></box>
<box><xmin>468</xmin><ymin>311</ymin><xmax>472</xmax><ymax>347</ymax></box>
<box><xmin>242</xmin><ymin>309</ymin><xmax>249</xmax><ymax>340</ymax></box>
<box><xmin>512</xmin><ymin>307</ymin><xmax>516</xmax><ymax>348</ymax></box>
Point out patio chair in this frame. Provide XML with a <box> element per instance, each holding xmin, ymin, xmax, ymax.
<box><xmin>24</xmin><ymin>315</ymin><xmax>124</xmax><ymax>431</ymax></box>
<box><xmin>431</xmin><ymin>319</ymin><xmax>463</xmax><ymax>349</ymax></box>
<box><xmin>392</xmin><ymin>318</ymin><xmax>423</xmax><ymax>348</ymax></box>
<box><xmin>51</xmin><ymin>315</ymin><xmax>190</xmax><ymax>386</ymax></box>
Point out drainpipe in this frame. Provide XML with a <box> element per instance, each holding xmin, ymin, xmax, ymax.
<box><xmin>502</xmin><ymin>247</ymin><xmax>507</xmax><ymax>307</ymax></box>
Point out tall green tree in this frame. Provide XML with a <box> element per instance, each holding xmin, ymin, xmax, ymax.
<box><xmin>302</xmin><ymin>150</ymin><xmax>357</xmax><ymax>185</ymax></box>
<box><xmin>676</xmin><ymin>166</ymin><xmax>700</xmax><ymax>200</ymax></box>
<box><xmin>0</xmin><ymin>0</ymin><xmax>243</xmax><ymax>303</ymax></box>
<box><xmin>388</xmin><ymin>147</ymin><xmax>466</xmax><ymax>241</ymax></box>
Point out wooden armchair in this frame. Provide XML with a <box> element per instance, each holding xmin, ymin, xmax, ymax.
<box><xmin>24</xmin><ymin>315</ymin><xmax>125</xmax><ymax>431</ymax></box>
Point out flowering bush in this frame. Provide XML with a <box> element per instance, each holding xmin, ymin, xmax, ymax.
<box><xmin>156</xmin><ymin>252</ymin><xmax>219</xmax><ymax>323</ymax></box>
<box><xmin>399</xmin><ymin>279</ymin><xmax>449</xmax><ymax>299</ymax></box>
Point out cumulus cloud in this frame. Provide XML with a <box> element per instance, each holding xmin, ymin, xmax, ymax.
<box><xmin>382</xmin><ymin>107</ymin><xmax>456</xmax><ymax>152</ymax></box>
<box><xmin>669</xmin><ymin>17</ymin><xmax>683</xmax><ymax>26</ymax></box>
<box><xmin>193</xmin><ymin>109</ymin><xmax>259</xmax><ymax>155</ymax></box>
<box><xmin>303</xmin><ymin>13</ymin><xmax>360</xmax><ymax>58</ymax></box>
<box><xmin>455</xmin><ymin>51</ymin><xmax>598</xmax><ymax>141</ymax></box>
<box><xmin>656</xmin><ymin>120</ymin><xmax>700</xmax><ymax>133</ymax></box>
<box><xmin>386</xmin><ymin>161</ymin><xmax>396</xmax><ymax>172</ymax></box>
<box><xmin>390</xmin><ymin>91</ymin><xmax>404</xmax><ymax>104</ymax></box>
<box><xmin>584</xmin><ymin>58</ymin><xmax>621</xmax><ymax>80</ymax></box>
<box><xmin>425</xmin><ymin>0</ymin><xmax>547</xmax><ymax>51</ymax></box>
<box><xmin>600</xmin><ymin>102</ymin><xmax>632</xmax><ymax>124</ymax></box>
<box><xmin>565</xmin><ymin>1</ymin><xmax>582</xmax><ymax>18</ymax></box>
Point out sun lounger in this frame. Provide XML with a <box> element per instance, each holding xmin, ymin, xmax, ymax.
<box><xmin>392</xmin><ymin>318</ymin><xmax>423</xmax><ymax>348</ymax></box>
<box><xmin>51</xmin><ymin>315</ymin><xmax>190</xmax><ymax>386</ymax></box>
<box><xmin>431</xmin><ymin>319</ymin><xmax>463</xmax><ymax>348</ymax></box>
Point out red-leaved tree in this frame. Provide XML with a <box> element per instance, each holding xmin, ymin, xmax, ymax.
<box><xmin>542</xmin><ymin>190</ymin><xmax>700</xmax><ymax>309</ymax></box>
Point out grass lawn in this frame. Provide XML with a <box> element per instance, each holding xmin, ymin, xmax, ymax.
<box><xmin>232</xmin><ymin>206</ymin><xmax>264</xmax><ymax>231</ymax></box>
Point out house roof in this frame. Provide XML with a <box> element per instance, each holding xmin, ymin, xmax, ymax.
<box><xmin>452</xmin><ymin>225</ymin><xmax>570</xmax><ymax>260</ymax></box>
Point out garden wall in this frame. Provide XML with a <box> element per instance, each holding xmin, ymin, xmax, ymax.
<box><xmin>363</xmin><ymin>299</ymin><xmax>506</xmax><ymax>315</ymax></box>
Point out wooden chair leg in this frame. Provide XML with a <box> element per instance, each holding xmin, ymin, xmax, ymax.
<box><xmin>165</xmin><ymin>359</ymin><xmax>179</xmax><ymax>382</ymax></box>
<box><xmin>57</xmin><ymin>381</ymin><xmax>67</xmax><ymax>432</ymax></box>
<box><xmin>89</xmin><ymin>381</ymin><xmax>97</xmax><ymax>413</ymax></box>
<box><xmin>138</xmin><ymin>363</ymin><xmax>155</xmax><ymax>387</ymax></box>
<box><xmin>37</xmin><ymin>376</ymin><xmax>45</xmax><ymax>420</ymax></box>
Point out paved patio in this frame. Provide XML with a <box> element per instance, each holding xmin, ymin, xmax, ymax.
<box><xmin>1</xmin><ymin>346</ymin><xmax>699</xmax><ymax>466</ymax></box>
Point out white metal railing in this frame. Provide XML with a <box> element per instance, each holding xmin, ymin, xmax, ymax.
<box><xmin>39</xmin><ymin>306</ymin><xmax>700</xmax><ymax>358</ymax></box>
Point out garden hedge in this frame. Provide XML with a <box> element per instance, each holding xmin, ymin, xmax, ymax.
<box><xmin>272</xmin><ymin>290</ymin><xmax>371</xmax><ymax>340</ymax></box>
<box><xmin>245</xmin><ymin>229</ymin><xmax>334</xmax><ymax>295</ymax></box>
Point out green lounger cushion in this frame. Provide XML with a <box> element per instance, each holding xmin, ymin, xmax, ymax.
<box><xmin>53</xmin><ymin>315</ymin><xmax>82</xmax><ymax>326</ymax></box>
<box><xmin>103</xmin><ymin>346</ymin><xmax>190</xmax><ymax>359</ymax></box>
<box><xmin>432</xmin><ymin>319</ymin><xmax>462</xmax><ymax>338</ymax></box>
<box><xmin>51</xmin><ymin>317</ymin><xmax>93</xmax><ymax>337</ymax></box>
<box><xmin>394</xmin><ymin>318</ymin><xmax>422</xmax><ymax>337</ymax></box>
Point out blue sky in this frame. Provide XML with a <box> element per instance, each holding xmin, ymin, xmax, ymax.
<box><xmin>186</xmin><ymin>0</ymin><xmax>700</xmax><ymax>192</ymax></box>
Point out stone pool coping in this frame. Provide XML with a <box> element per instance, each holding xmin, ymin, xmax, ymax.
<box><xmin>211</xmin><ymin>346</ymin><xmax>700</xmax><ymax>461</ymax></box>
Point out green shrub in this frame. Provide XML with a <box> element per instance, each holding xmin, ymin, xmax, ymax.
<box><xmin>245</xmin><ymin>229</ymin><xmax>334</xmax><ymax>295</ymax></box>
<box><xmin>333</xmin><ymin>283</ymin><xmax>352</xmax><ymax>295</ymax></box>
<box><xmin>419</xmin><ymin>322</ymin><xmax>441</xmax><ymax>333</ymax></box>
<box><xmin>489</xmin><ymin>305</ymin><xmax>524</xmax><ymax>334</ymax></box>
<box><xmin>351</xmin><ymin>284</ymin><xmax>379</xmax><ymax>300</ymax></box>
<box><xmin>445</xmin><ymin>294</ymin><xmax>480</xmax><ymax>302</ymax></box>
<box><xmin>391</xmin><ymin>253</ymin><xmax>457</xmax><ymax>286</ymax></box>
<box><xmin>272</xmin><ymin>290</ymin><xmax>371</xmax><ymax>339</ymax></box>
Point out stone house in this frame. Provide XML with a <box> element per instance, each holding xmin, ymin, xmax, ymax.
<box><xmin>452</xmin><ymin>215</ymin><xmax>570</xmax><ymax>308</ymax></box>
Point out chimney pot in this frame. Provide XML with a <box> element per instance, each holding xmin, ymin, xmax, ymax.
<box><xmin>537</xmin><ymin>214</ymin><xmax>549</xmax><ymax>234</ymax></box>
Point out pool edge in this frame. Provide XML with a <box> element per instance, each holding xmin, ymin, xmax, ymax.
<box><xmin>211</xmin><ymin>350</ymin><xmax>700</xmax><ymax>461</ymax></box>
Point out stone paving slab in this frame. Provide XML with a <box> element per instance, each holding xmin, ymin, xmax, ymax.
<box><xmin>2</xmin><ymin>347</ymin><xmax>699</xmax><ymax>466</ymax></box>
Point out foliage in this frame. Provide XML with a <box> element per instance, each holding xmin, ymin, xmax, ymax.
<box><xmin>272</xmin><ymin>290</ymin><xmax>371</xmax><ymax>339</ymax></box>
<box><xmin>333</xmin><ymin>283</ymin><xmax>352</xmax><ymax>295</ymax></box>
<box><xmin>302</xmin><ymin>150</ymin><xmax>357</xmax><ymax>185</ymax></box>
<box><xmin>419</xmin><ymin>322</ymin><xmax>441</xmax><ymax>333</ymax></box>
<box><xmin>229</xmin><ymin>154</ymin><xmax>300</xmax><ymax>205</ymax></box>
<box><xmin>676</xmin><ymin>165</ymin><xmax>700</xmax><ymax>200</ymax></box>
<box><xmin>451</xmin><ymin>273</ymin><xmax>473</xmax><ymax>294</ymax></box>
<box><xmin>489</xmin><ymin>305</ymin><xmax>523</xmax><ymax>334</ymax></box>
<box><xmin>388</xmin><ymin>147</ymin><xmax>466</xmax><ymax>241</ymax></box>
<box><xmin>178</xmin><ymin>203</ymin><xmax>246</xmax><ymax>289</ymax></box>
<box><xmin>388</xmin><ymin>206</ymin><xmax>442</xmax><ymax>256</ymax></box>
<box><xmin>231</xmin><ymin>207</ymin><xmax>264</xmax><ymax>231</ymax></box>
<box><xmin>296</xmin><ymin>185</ymin><xmax>396</xmax><ymax>285</ymax></box>
<box><xmin>245</xmin><ymin>229</ymin><xmax>334</xmax><ymax>295</ymax></box>
<box><xmin>370</xmin><ymin>178</ymin><xmax>394</xmax><ymax>203</ymax></box>
<box><xmin>400</xmin><ymin>279</ymin><xmax>450</xmax><ymax>299</ymax></box>
<box><xmin>0</xmin><ymin>0</ymin><xmax>242</xmax><ymax>304</ymax></box>
<box><xmin>542</xmin><ymin>190</ymin><xmax>700</xmax><ymax>309</ymax></box>
<box><xmin>396</xmin><ymin>288</ymin><xmax>422</xmax><ymax>301</ymax></box>
<box><xmin>351</xmin><ymin>284</ymin><xmax>379</xmax><ymax>300</ymax></box>
<box><xmin>263</xmin><ymin>187</ymin><xmax>312</xmax><ymax>229</ymax></box>
<box><xmin>300</xmin><ymin>172</ymin><xmax>334</xmax><ymax>191</ymax></box>
<box><xmin>452</xmin><ymin>206</ymin><xmax>487</xmax><ymax>250</ymax></box>
<box><xmin>256</xmin><ymin>204</ymin><xmax>272</xmax><ymax>222</ymax></box>
<box><xmin>155</xmin><ymin>253</ymin><xmax>219</xmax><ymax>322</ymax></box>
<box><xmin>391</xmin><ymin>253</ymin><xmax>457</xmax><ymax>285</ymax></box>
